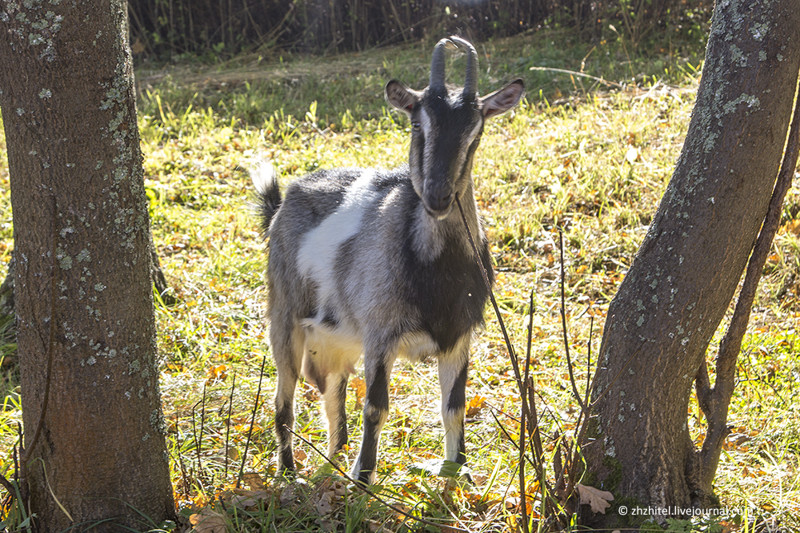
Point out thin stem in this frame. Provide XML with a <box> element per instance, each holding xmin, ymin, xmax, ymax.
<box><xmin>238</xmin><ymin>354</ymin><xmax>268</xmax><ymax>488</ymax></box>
<box><xmin>224</xmin><ymin>372</ymin><xmax>236</xmax><ymax>480</ymax></box>
<box><xmin>559</xmin><ymin>229</ymin><xmax>586</xmax><ymax>412</ymax></box>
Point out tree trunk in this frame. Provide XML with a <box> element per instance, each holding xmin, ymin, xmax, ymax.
<box><xmin>581</xmin><ymin>0</ymin><xmax>800</xmax><ymax>524</ymax></box>
<box><xmin>0</xmin><ymin>253</ymin><xmax>13</xmax><ymax>325</ymax></box>
<box><xmin>0</xmin><ymin>1</ymin><xmax>175</xmax><ymax>530</ymax></box>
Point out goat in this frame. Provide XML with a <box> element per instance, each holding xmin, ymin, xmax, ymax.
<box><xmin>254</xmin><ymin>36</ymin><xmax>524</xmax><ymax>485</ymax></box>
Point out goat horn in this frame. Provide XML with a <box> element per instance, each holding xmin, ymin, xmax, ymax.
<box><xmin>448</xmin><ymin>36</ymin><xmax>478</xmax><ymax>99</ymax></box>
<box><xmin>429</xmin><ymin>37</ymin><xmax>450</xmax><ymax>93</ymax></box>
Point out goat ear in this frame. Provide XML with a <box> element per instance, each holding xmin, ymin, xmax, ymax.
<box><xmin>385</xmin><ymin>80</ymin><xmax>419</xmax><ymax>116</ymax></box>
<box><xmin>480</xmin><ymin>79</ymin><xmax>524</xmax><ymax>119</ymax></box>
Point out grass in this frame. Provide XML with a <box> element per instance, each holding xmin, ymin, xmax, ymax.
<box><xmin>2</xmin><ymin>28</ymin><xmax>800</xmax><ymax>531</ymax></box>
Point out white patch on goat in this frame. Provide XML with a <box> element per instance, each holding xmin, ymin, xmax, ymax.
<box><xmin>465</xmin><ymin>116</ymin><xmax>483</xmax><ymax>145</ymax></box>
<box><xmin>397</xmin><ymin>330</ymin><xmax>439</xmax><ymax>360</ymax></box>
<box><xmin>250</xmin><ymin>159</ymin><xmax>277</xmax><ymax>195</ymax></box>
<box><xmin>437</xmin><ymin>334</ymin><xmax>471</xmax><ymax>462</ymax></box>
<box><xmin>297</xmin><ymin>170</ymin><xmax>378</xmax><ymax>302</ymax></box>
<box><xmin>300</xmin><ymin>318</ymin><xmax>362</xmax><ymax>381</ymax></box>
<box><xmin>442</xmin><ymin>406</ymin><xmax>466</xmax><ymax>462</ymax></box>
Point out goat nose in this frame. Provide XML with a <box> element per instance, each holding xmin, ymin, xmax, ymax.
<box><xmin>425</xmin><ymin>190</ymin><xmax>453</xmax><ymax>217</ymax></box>
<box><xmin>432</xmin><ymin>191</ymin><xmax>452</xmax><ymax>210</ymax></box>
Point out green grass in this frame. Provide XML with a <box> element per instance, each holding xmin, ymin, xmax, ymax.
<box><xmin>2</xmin><ymin>28</ymin><xmax>800</xmax><ymax>531</ymax></box>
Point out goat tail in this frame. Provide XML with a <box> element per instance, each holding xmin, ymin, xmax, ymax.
<box><xmin>251</xmin><ymin>159</ymin><xmax>283</xmax><ymax>238</ymax></box>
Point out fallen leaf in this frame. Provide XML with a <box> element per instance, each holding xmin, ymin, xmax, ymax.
<box><xmin>293</xmin><ymin>447</ymin><xmax>308</xmax><ymax>466</ymax></box>
<box><xmin>189</xmin><ymin>508</ymin><xmax>227</xmax><ymax>533</ymax></box>
<box><xmin>782</xmin><ymin>219</ymin><xmax>800</xmax><ymax>236</ymax></box>
<box><xmin>466</xmin><ymin>395</ymin><xmax>487</xmax><ymax>417</ymax></box>
<box><xmin>314</xmin><ymin>488</ymin><xmax>336</xmax><ymax>515</ymax></box>
<box><xmin>191</xmin><ymin>492</ymin><xmax>211</xmax><ymax>508</ymax></box>
<box><xmin>280</xmin><ymin>484</ymin><xmax>300</xmax><ymax>507</ymax></box>
<box><xmin>230</xmin><ymin>489</ymin><xmax>268</xmax><ymax>510</ymax></box>
<box><xmin>351</xmin><ymin>376</ymin><xmax>366</xmax><ymax>408</ymax></box>
<box><xmin>206</xmin><ymin>364</ymin><xmax>229</xmax><ymax>382</ymax></box>
<box><xmin>241</xmin><ymin>471</ymin><xmax>265</xmax><ymax>490</ymax></box>
<box><xmin>312</xmin><ymin>477</ymin><xmax>348</xmax><ymax>516</ymax></box>
<box><xmin>577</xmin><ymin>483</ymin><xmax>614</xmax><ymax>514</ymax></box>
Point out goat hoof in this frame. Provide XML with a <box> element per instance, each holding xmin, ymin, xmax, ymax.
<box><xmin>351</xmin><ymin>468</ymin><xmax>376</xmax><ymax>488</ymax></box>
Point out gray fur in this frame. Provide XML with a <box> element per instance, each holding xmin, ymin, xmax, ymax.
<box><xmin>254</xmin><ymin>36</ymin><xmax>524</xmax><ymax>485</ymax></box>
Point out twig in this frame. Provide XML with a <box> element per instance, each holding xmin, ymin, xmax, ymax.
<box><xmin>175</xmin><ymin>414</ymin><xmax>191</xmax><ymax>498</ymax></box>
<box><xmin>563</xmin><ymin>316</ymin><xmax>599</xmax><ymax>515</ymax></box>
<box><xmin>559</xmin><ymin>229</ymin><xmax>586</xmax><ymax>412</ymax></box>
<box><xmin>0</xmin><ymin>472</ymin><xmax>14</xmax><ymax>495</ymax></box>
<box><xmin>518</xmin><ymin>384</ymin><xmax>529</xmax><ymax>533</ymax></box>
<box><xmin>455</xmin><ymin>197</ymin><xmax>531</xmax><ymax>421</ymax></box>
<box><xmin>487</xmin><ymin>407</ymin><xmax>545</xmax><ymax>478</ymax></box>
<box><xmin>286</xmin><ymin>427</ymin><xmax>470</xmax><ymax>533</ymax></box>
<box><xmin>238</xmin><ymin>354</ymin><xmax>268</xmax><ymax>488</ymax></box>
<box><xmin>193</xmin><ymin>382</ymin><xmax>208</xmax><ymax>483</ymax></box>
<box><xmin>224</xmin><ymin>372</ymin><xmax>236</xmax><ymax>480</ymax></box>
<box><xmin>528</xmin><ymin>66</ymin><xmax>623</xmax><ymax>89</ymax></box>
<box><xmin>518</xmin><ymin>292</ymin><xmax>535</xmax><ymax>533</ymax></box>
<box><xmin>585</xmin><ymin>316</ymin><xmax>593</xmax><ymax>407</ymax></box>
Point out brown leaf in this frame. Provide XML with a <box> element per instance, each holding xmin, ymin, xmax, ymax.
<box><xmin>241</xmin><ymin>471</ymin><xmax>265</xmax><ymax>490</ymax></box>
<box><xmin>230</xmin><ymin>489</ymin><xmax>268</xmax><ymax>510</ymax></box>
<box><xmin>293</xmin><ymin>447</ymin><xmax>308</xmax><ymax>466</ymax></box>
<box><xmin>577</xmin><ymin>483</ymin><xmax>614</xmax><ymax>514</ymax></box>
<box><xmin>189</xmin><ymin>508</ymin><xmax>227</xmax><ymax>533</ymax></box>
<box><xmin>313</xmin><ymin>478</ymin><xmax>347</xmax><ymax>516</ymax></box>
<box><xmin>351</xmin><ymin>376</ymin><xmax>366</xmax><ymax>408</ymax></box>
<box><xmin>466</xmin><ymin>395</ymin><xmax>487</xmax><ymax>417</ymax></box>
<box><xmin>205</xmin><ymin>364</ymin><xmax>229</xmax><ymax>383</ymax></box>
<box><xmin>280</xmin><ymin>484</ymin><xmax>300</xmax><ymax>507</ymax></box>
<box><xmin>782</xmin><ymin>219</ymin><xmax>800</xmax><ymax>236</ymax></box>
<box><xmin>314</xmin><ymin>488</ymin><xmax>336</xmax><ymax>515</ymax></box>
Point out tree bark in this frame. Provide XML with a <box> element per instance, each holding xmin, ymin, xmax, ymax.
<box><xmin>581</xmin><ymin>0</ymin><xmax>800</xmax><ymax>524</ymax></box>
<box><xmin>0</xmin><ymin>253</ymin><xmax>13</xmax><ymax>323</ymax></box>
<box><xmin>0</xmin><ymin>1</ymin><xmax>175</xmax><ymax>530</ymax></box>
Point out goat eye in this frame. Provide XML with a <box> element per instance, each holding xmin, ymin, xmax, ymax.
<box><xmin>411</xmin><ymin>121</ymin><xmax>421</xmax><ymax>132</ymax></box>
